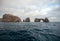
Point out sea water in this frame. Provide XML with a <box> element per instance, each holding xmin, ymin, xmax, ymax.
<box><xmin>0</xmin><ymin>22</ymin><xmax>60</xmax><ymax>41</ymax></box>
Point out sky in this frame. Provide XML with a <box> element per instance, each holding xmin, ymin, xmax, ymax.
<box><xmin>0</xmin><ymin>0</ymin><xmax>60</xmax><ymax>22</ymax></box>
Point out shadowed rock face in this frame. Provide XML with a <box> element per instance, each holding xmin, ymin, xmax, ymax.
<box><xmin>23</xmin><ymin>18</ymin><xmax>30</xmax><ymax>22</ymax></box>
<box><xmin>34</xmin><ymin>18</ymin><xmax>40</xmax><ymax>22</ymax></box>
<box><xmin>34</xmin><ymin>18</ymin><xmax>49</xmax><ymax>22</ymax></box>
<box><xmin>23</xmin><ymin>20</ymin><xmax>25</xmax><ymax>22</ymax></box>
<box><xmin>2</xmin><ymin>14</ymin><xmax>21</xmax><ymax>22</ymax></box>
<box><xmin>44</xmin><ymin>17</ymin><xmax>49</xmax><ymax>22</ymax></box>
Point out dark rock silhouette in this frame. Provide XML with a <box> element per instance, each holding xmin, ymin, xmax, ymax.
<box><xmin>44</xmin><ymin>17</ymin><xmax>49</xmax><ymax>22</ymax></box>
<box><xmin>34</xmin><ymin>18</ymin><xmax>40</xmax><ymax>22</ymax></box>
<box><xmin>23</xmin><ymin>20</ymin><xmax>25</xmax><ymax>22</ymax></box>
<box><xmin>40</xmin><ymin>19</ymin><xmax>45</xmax><ymax>22</ymax></box>
<box><xmin>23</xmin><ymin>17</ymin><xmax>30</xmax><ymax>22</ymax></box>
<box><xmin>34</xmin><ymin>18</ymin><xmax>45</xmax><ymax>22</ymax></box>
<box><xmin>34</xmin><ymin>18</ymin><xmax>49</xmax><ymax>22</ymax></box>
<box><xmin>2</xmin><ymin>14</ymin><xmax>21</xmax><ymax>22</ymax></box>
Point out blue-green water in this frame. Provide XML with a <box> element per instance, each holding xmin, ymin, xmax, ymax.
<box><xmin>0</xmin><ymin>22</ymin><xmax>60</xmax><ymax>41</ymax></box>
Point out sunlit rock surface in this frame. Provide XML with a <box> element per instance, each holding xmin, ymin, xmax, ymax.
<box><xmin>2</xmin><ymin>14</ymin><xmax>21</xmax><ymax>22</ymax></box>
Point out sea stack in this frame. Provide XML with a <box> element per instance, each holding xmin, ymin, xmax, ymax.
<box><xmin>34</xmin><ymin>18</ymin><xmax>40</xmax><ymax>22</ymax></box>
<box><xmin>2</xmin><ymin>14</ymin><xmax>21</xmax><ymax>22</ymax></box>
<box><xmin>44</xmin><ymin>17</ymin><xmax>49</xmax><ymax>22</ymax></box>
<box><xmin>23</xmin><ymin>17</ymin><xmax>30</xmax><ymax>22</ymax></box>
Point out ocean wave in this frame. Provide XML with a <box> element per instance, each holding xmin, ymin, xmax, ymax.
<box><xmin>0</xmin><ymin>22</ymin><xmax>60</xmax><ymax>41</ymax></box>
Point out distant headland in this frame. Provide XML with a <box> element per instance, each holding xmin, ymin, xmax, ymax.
<box><xmin>0</xmin><ymin>14</ymin><xmax>49</xmax><ymax>22</ymax></box>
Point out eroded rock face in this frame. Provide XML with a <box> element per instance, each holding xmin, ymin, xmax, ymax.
<box><xmin>34</xmin><ymin>18</ymin><xmax>49</xmax><ymax>22</ymax></box>
<box><xmin>2</xmin><ymin>14</ymin><xmax>21</xmax><ymax>22</ymax></box>
<box><xmin>26</xmin><ymin>18</ymin><xmax>30</xmax><ymax>22</ymax></box>
<box><xmin>44</xmin><ymin>17</ymin><xmax>49</xmax><ymax>22</ymax></box>
<box><xmin>23</xmin><ymin>17</ymin><xmax>30</xmax><ymax>22</ymax></box>
<box><xmin>34</xmin><ymin>18</ymin><xmax>40</xmax><ymax>22</ymax></box>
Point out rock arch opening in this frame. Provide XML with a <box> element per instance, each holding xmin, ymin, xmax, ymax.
<box><xmin>34</xmin><ymin>18</ymin><xmax>49</xmax><ymax>22</ymax></box>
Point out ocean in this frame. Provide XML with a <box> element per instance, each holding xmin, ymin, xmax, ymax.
<box><xmin>0</xmin><ymin>22</ymin><xmax>60</xmax><ymax>41</ymax></box>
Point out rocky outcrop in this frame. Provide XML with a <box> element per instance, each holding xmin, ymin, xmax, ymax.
<box><xmin>26</xmin><ymin>18</ymin><xmax>30</xmax><ymax>22</ymax></box>
<box><xmin>2</xmin><ymin>14</ymin><xmax>21</xmax><ymax>22</ymax></box>
<box><xmin>44</xmin><ymin>17</ymin><xmax>49</xmax><ymax>22</ymax></box>
<box><xmin>34</xmin><ymin>18</ymin><xmax>49</xmax><ymax>22</ymax></box>
<box><xmin>0</xmin><ymin>14</ymin><xmax>50</xmax><ymax>22</ymax></box>
<box><xmin>34</xmin><ymin>18</ymin><xmax>40</xmax><ymax>22</ymax></box>
<box><xmin>23</xmin><ymin>17</ymin><xmax>30</xmax><ymax>22</ymax></box>
<box><xmin>40</xmin><ymin>19</ymin><xmax>45</xmax><ymax>22</ymax></box>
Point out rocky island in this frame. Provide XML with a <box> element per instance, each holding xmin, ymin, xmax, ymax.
<box><xmin>0</xmin><ymin>14</ymin><xmax>21</xmax><ymax>22</ymax></box>
<box><xmin>0</xmin><ymin>14</ymin><xmax>49</xmax><ymax>22</ymax></box>
<box><xmin>23</xmin><ymin>17</ymin><xmax>30</xmax><ymax>22</ymax></box>
<box><xmin>34</xmin><ymin>17</ymin><xmax>49</xmax><ymax>22</ymax></box>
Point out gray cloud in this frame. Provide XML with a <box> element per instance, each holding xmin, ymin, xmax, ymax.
<box><xmin>0</xmin><ymin>0</ymin><xmax>60</xmax><ymax>22</ymax></box>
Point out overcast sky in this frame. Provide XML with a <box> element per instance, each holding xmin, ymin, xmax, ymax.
<box><xmin>0</xmin><ymin>0</ymin><xmax>60</xmax><ymax>22</ymax></box>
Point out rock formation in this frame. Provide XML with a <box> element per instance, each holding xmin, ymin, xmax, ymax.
<box><xmin>2</xmin><ymin>14</ymin><xmax>21</xmax><ymax>22</ymax></box>
<box><xmin>23</xmin><ymin>17</ymin><xmax>30</xmax><ymax>22</ymax></box>
<box><xmin>44</xmin><ymin>17</ymin><xmax>49</xmax><ymax>22</ymax></box>
<box><xmin>34</xmin><ymin>18</ymin><xmax>49</xmax><ymax>22</ymax></box>
<box><xmin>34</xmin><ymin>18</ymin><xmax>40</xmax><ymax>22</ymax></box>
<box><xmin>40</xmin><ymin>19</ymin><xmax>45</xmax><ymax>22</ymax></box>
<box><xmin>23</xmin><ymin>20</ymin><xmax>26</xmax><ymax>22</ymax></box>
<box><xmin>0</xmin><ymin>14</ymin><xmax>50</xmax><ymax>22</ymax></box>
